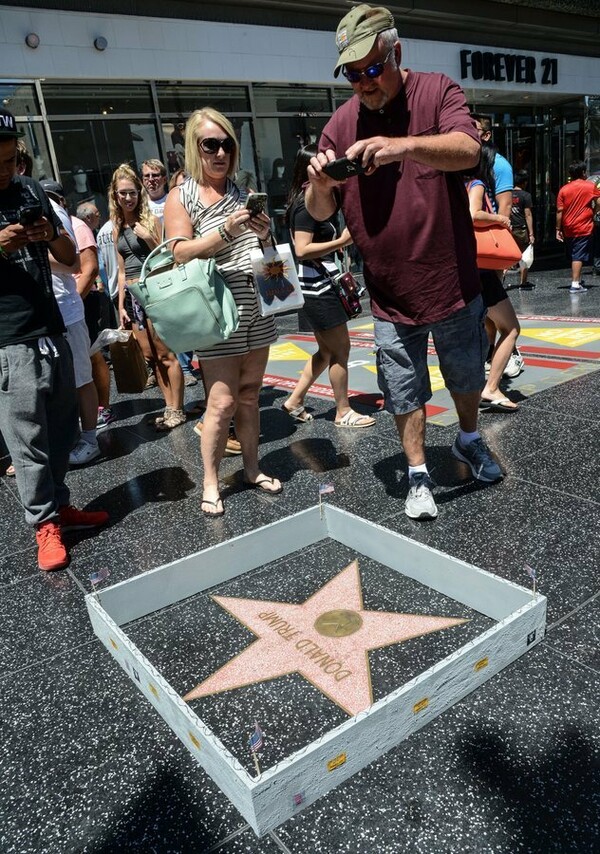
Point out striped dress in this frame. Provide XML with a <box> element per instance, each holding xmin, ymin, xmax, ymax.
<box><xmin>178</xmin><ymin>178</ymin><xmax>277</xmax><ymax>359</ymax></box>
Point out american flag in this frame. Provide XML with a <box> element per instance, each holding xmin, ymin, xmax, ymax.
<box><xmin>248</xmin><ymin>720</ymin><xmax>264</xmax><ymax>753</ymax></box>
<box><xmin>524</xmin><ymin>564</ymin><xmax>536</xmax><ymax>581</ymax></box>
<box><xmin>89</xmin><ymin>567</ymin><xmax>110</xmax><ymax>585</ymax></box>
<box><xmin>319</xmin><ymin>483</ymin><xmax>335</xmax><ymax>496</ymax></box>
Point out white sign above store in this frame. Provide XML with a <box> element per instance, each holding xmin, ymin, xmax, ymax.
<box><xmin>460</xmin><ymin>50</ymin><xmax>558</xmax><ymax>85</ymax></box>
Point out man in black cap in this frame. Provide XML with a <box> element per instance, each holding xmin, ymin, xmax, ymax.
<box><xmin>0</xmin><ymin>109</ymin><xmax>108</xmax><ymax>571</ymax></box>
<box><xmin>306</xmin><ymin>4</ymin><xmax>503</xmax><ymax>521</ymax></box>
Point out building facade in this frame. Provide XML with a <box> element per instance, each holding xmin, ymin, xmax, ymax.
<box><xmin>2</xmin><ymin>2</ymin><xmax>600</xmax><ymax>244</ymax></box>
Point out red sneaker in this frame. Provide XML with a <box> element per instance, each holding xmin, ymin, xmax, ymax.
<box><xmin>36</xmin><ymin>521</ymin><xmax>69</xmax><ymax>571</ymax></box>
<box><xmin>59</xmin><ymin>504</ymin><xmax>109</xmax><ymax>531</ymax></box>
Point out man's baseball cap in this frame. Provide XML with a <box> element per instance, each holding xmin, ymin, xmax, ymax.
<box><xmin>333</xmin><ymin>4</ymin><xmax>395</xmax><ymax>77</ymax></box>
<box><xmin>0</xmin><ymin>107</ymin><xmax>25</xmax><ymax>139</ymax></box>
<box><xmin>40</xmin><ymin>179</ymin><xmax>65</xmax><ymax>198</ymax></box>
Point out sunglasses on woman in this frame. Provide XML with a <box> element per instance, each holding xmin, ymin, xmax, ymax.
<box><xmin>117</xmin><ymin>189</ymin><xmax>138</xmax><ymax>198</ymax></box>
<box><xmin>342</xmin><ymin>48</ymin><xmax>394</xmax><ymax>83</ymax></box>
<box><xmin>199</xmin><ymin>137</ymin><xmax>236</xmax><ymax>155</ymax></box>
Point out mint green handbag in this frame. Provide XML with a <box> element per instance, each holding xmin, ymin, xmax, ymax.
<box><xmin>129</xmin><ymin>236</ymin><xmax>239</xmax><ymax>353</ymax></box>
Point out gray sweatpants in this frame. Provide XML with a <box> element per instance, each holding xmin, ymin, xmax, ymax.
<box><xmin>0</xmin><ymin>335</ymin><xmax>79</xmax><ymax>526</ymax></box>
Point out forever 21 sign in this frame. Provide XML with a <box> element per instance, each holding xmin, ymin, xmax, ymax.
<box><xmin>460</xmin><ymin>50</ymin><xmax>558</xmax><ymax>85</ymax></box>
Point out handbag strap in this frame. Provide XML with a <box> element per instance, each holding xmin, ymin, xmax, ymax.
<box><xmin>139</xmin><ymin>235</ymin><xmax>191</xmax><ymax>283</ymax></box>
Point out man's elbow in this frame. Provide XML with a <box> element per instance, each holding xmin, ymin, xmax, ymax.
<box><xmin>463</xmin><ymin>138</ymin><xmax>481</xmax><ymax>168</ymax></box>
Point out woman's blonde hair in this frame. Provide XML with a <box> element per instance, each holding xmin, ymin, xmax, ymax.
<box><xmin>184</xmin><ymin>108</ymin><xmax>239</xmax><ymax>184</ymax></box>
<box><xmin>108</xmin><ymin>163</ymin><xmax>157</xmax><ymax>237</ymax></box>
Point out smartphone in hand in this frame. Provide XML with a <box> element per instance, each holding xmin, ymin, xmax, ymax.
<box><xmin>245</xmin><ymin>193</ymin><xmax>268</xmax><ymax>218</ymax></box>
<box><xmin>18</xmin><ymin>203</ymin><xmax>43</xmax><ymax>226</ymax></box>
<box><xmin>322</xmin><ymin>157</ymin><xmax>369</xmax><ymax>181</ymax></box>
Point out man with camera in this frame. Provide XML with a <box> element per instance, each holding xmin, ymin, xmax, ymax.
<box><xmin>0</xmin><ymin>108</ymin><xmax>108</xmax><ymax>571</ymax></box>
<box><xmin>306</xmin><ymin>4</ymin><xmax>503</xmax><ymax>520</ymax></box>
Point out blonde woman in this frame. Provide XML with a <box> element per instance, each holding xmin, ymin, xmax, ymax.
<box><xmin>164</xmin><ymin>108</ymin><xmax>281</xmax><ymax>516</ymax></box>
<box><xmin>109</xmin><ymin>164</ymin><xmax>185</xmax><ymax>429</ymax></box>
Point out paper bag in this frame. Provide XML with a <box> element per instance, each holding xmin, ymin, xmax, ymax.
<box><xmin>109</xmin><ymin>331</ymin><xmax>148</xmax><ymax>394</ymax></box>
<box><xmin>250</xmin><ymin>242</ymin><xmax>304</xmax><ymax>317</ymax></box>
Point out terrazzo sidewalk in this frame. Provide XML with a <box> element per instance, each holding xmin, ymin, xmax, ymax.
<box><xmin>0</xmin><ymin>267</ymin><xmax>599</xmax><ymax>854</ymax></box>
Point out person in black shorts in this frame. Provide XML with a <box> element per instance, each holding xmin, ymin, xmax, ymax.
<box><xmin>465</xmin><ymin>147</ymin><xmax>520</xmax><ymax>412</ymax></box>
<box><xmin>283</xmin><ymin>145</ymin><xmax>375</xmax><ymax>429</ymax></box>
<box><xmin>510</xmin><ymin>170</ymin><xmax>535</xmax><ymax>288</ymax></box>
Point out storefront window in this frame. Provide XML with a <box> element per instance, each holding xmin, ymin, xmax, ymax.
<box><xmin>253</xmin><ymin>85</ymin><xmax>331</xmax><ymax>114</ymax></box>
<box><xmin>156</xmin><ymin>84</ymin><xmax>250</xmax><ymax>116</ymax></box>
<box><xmin>160</xmin><ymin>116</ymin><xmax>258</xmax><ymax>188</ymax></box>
<box><xmin>586</xmin><ymin>97</ymin><xmax>600</xmax><ymax>176</ymax></box>
<box><xmin>0</xmin><ymin>82</ymin><xmax>40</xmax><ymax>117</ymax></box>
<box><xmin>333</xmin><ymin>86</ymin><xmax>354</xmax><ymax>108</ymax></box>
<box><xmin>50</xmin><ymin>119</ymin><xmax>161</xmax><ymax>219</ymax></box>
<box><xmin>254</xmin><ymin>116</ymin><xmax>329</xmax><ymax>241</ymax></box>
<box><xmin>21</xmin><ymin>122</ymin><xmax>54</xmax><ymax>182</ymax></box>
<box><xmin>42</xmin><ymin>83</ymin><xmax>153</xmax><ymax>116</ymax></box>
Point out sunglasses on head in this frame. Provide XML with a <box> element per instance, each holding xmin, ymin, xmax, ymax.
<box><xmin>342</xmin><ymin>47</ymin><xmax>394</xmax><ymax>83</ymax></box>
<box><xmin>199</xmin><ymin>137</ymin><xmax>236</xmax><ymax>155</ymax></box>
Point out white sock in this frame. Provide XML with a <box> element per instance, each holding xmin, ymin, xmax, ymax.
<box><xmin>459</xmin><ymin>430</ymin><xmax>480</xmax><ymax>447</ymax></box>
<box><xmin>571</xmin><ymin>281</ymin><xmax>581</xmax><ymax>288</ymax></box>
<box><xmin>80</xmin><ymin>429</ymin><xmax>97</xmax><ymax>445</ymax></box>
<box><xmin>408</xmin><ymin>464</ymin><xmax>428</xmax><ymax>478</ymax></box>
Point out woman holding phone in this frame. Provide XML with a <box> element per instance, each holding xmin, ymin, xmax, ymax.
<box><xmin>163</xmin><ymin>107</ymin><xmax>281</xmax><ymax>517</ymax></box>
<box><xmin>283</xmin><ymin>144</ymin><xmax>375</xmax><ymax>428</ymax></box>
<box><xmin>110</xmin><ymin>164</ymin><xmax>185</xmax><ymax>429</ymax></box>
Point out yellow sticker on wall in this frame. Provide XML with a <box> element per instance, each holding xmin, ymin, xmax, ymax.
<box><xmin>109</xmin><ymin>637</ymin><xmax>119</xmax><ymax>650</ymax></box>
<box><xmin>148</xmin><ymin>683</ymin><xmax>159</xmax><ymax>699</ymax></box>
<box><xmin>327</xmin><ymin>752</ymin><xmax>347</xmax><ymax>771</ymax></box>
<box><xmin>474</xmin><ymin>657</ymin><xmax>489</xmax><ymax>672</ymax></box>
<box><xmin>413</xmin><ymin>697</ymin><xmax>429</xmax><ymax>714</ymax></box>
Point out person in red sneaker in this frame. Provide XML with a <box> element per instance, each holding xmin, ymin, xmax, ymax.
<box><xmin>0</xmin><ymin>109</ymin><xmax>109</xmax><ymax>571</ymax></box>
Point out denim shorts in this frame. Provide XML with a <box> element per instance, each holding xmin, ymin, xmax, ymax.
<box><xmin>374</xmin><ymin>295</ymin><xmax>487</xmax><ymax>415</ymax></box>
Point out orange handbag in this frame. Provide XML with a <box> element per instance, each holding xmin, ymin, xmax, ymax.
<box><xmin>473</xmin><ymin>222</ymin><xmax>522</xmax><ymax>270</ymax></box>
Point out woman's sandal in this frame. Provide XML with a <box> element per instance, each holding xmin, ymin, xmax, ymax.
<box><xmin>156</xmin><ymin>409</ymin><xmax>187</xmax><ymax>431</ymax></box>
<box><xmin>243</xmin><ymin>475</ymin><xmax>283</xmax><ymax>495</ymax></box>
<box><xmin>334</xmin><ymin>410</ymin><xmax>376</xmax><ymax>428</ymax></box>
<box><xmin>201</xmin><ymin>497</ymin><xmax>224</xmax><ymax>517</ymax></box>
<box><xmin>283</xmin><ymin>399</ymin><xmax>313</xmax><ymax>423</ymax></box>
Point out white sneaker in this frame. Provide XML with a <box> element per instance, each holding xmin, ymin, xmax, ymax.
<box><xmin>503</xmin><ymin>351</ymin><xmax>524</xmax><ymax>378</ymax></box>
<box><xmin>405</xmin><ymin>473</ymin><xmax>438</xmax><ymax>520</ymax></box>
<box><xmin>569</xmin><ymin>283</ymin><xmax>587</xmax><ymax>293</ymax></box>
<box><xmin>69</xmin><ymin>439</ymin><xmax>101</xmax><ymax>466</ymax></box>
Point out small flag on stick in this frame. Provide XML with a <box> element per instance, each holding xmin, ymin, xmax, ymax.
<box><xmin>248</xmin><ymin>720</ymin><xmax>264</xmax><ymax>777</ymax></box>
<box><xmin>524</xmin><ymin>564</ymin><xmax>537</xmax><ymax>596</ymax></box>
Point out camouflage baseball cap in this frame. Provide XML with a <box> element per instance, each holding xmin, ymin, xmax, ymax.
<box><xmin>333</xmin><ymin>4</ymin><xmax>395</xmax><ymax>78</ymax></box>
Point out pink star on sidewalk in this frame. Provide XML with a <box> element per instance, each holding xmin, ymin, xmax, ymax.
<box><xmin>184</xmin><ymin>560</ymin><xmax>467</xmax><ymax>716</ymax></box>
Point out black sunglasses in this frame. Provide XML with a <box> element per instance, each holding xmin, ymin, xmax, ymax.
<box><xmin>342</xmin><ymin>48</ymin><xmax>394</xmax><ymax>83</ymax></box>
<box><xmin>199</xmin><ymin>137</ymin><xmax>236</xmax><ymax>155</ymax></box>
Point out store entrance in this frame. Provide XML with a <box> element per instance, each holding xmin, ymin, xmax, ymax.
<box><xmin>475</xmin><ymin>99</ymin><xmax>585</xmax><ymax>246</ymax></box>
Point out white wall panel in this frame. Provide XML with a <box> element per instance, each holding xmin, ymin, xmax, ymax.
<box><xmin>1</xmin><ymin>5</ymin><xmax>599</xmax><ymax>95</ymax></box>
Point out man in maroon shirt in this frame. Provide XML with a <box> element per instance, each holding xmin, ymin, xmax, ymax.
<box><xmin>306</xmin><ymin>4</ymin><xmax>503</xmax><ymax>520</ymax></box>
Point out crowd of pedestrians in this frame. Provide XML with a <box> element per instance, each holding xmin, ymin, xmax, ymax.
<box><xmin>1</xmin><ymin>3</ymin><xmax>598</xmax><ymax>568</ymax></box>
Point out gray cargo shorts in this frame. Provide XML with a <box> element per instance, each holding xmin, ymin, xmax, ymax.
<box><xmin>374</xmin><ymin>295</ymin><xmax>487</xmax><ymax>416</ymax></box>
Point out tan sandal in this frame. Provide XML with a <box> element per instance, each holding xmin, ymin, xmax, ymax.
<box><xmin>154</xmin><ymin>406</ymin><xmax>172</xmax><ymax>426</ymax></box>
<box><xmin>334</xmin><ymin>410</ymin><xmax>375</xmax><ymax>428</ymax></box>
<box><xmin>156</xmin><ymin>409</ymin><xmax>186</xmax><ymax>431</ymax></box>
